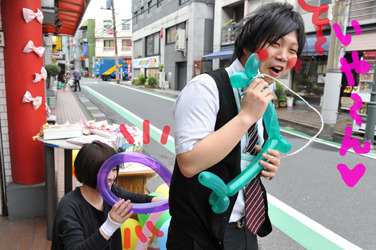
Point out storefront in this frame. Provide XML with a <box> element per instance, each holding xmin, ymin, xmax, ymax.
<box><xmin>292</xmin><ymin>35</ymin><xmax>330</xmax><ymax>106</ymax></box>
<box><xmin>132</xmin><ymin>56</ymin><xmax>160</xmax><ymax>79</ymax></box>
<box><xmin>336</xmin><ymin>28</ymin><xmax>376</xmax><ymax>133</ymax></box>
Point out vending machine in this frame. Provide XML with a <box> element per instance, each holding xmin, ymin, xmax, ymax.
<box><xmin>353</xmin><ymin>51</ymin><xmax>376</xmax><ymax>134</ymax></box>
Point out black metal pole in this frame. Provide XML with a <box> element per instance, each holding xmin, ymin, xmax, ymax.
<box><xmin>364</xmin><ymin>58</ymin><xmax>376</xmax><ymax>147</ymax></box>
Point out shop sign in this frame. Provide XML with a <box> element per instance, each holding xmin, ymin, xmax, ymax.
<box><xmin>133</xmin><ymin>56</ymin><xmax>160</xmax><ymax>69</ymax></box>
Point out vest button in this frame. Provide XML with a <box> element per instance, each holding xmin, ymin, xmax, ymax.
<box><xmin>222</xmin><ymin>217</ymin><xmax>227</xmax><ymax>223</ymax></box>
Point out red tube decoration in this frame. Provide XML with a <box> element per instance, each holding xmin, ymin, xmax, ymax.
<box><xmin>1</xmin><ymin>0</ymin><xmax>46</xmax><ymax>184</ymax></box>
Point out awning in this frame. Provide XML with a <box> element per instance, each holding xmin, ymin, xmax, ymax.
<box><xmin>42</xmin><ymin>0</ymin><xmax>91</xmax><ymax>35</ymax></box>
<box><xmin>302</xmin><ymin>35</ymin><xmax>330</xmax><ymax>56</ymax></box>
<box><xmin>345</xmin><ymin>31</ymin><xmax>376</xmax><ymax>52</ymax></box>
<box><xmin>203</xmin><ymin>50</ymin><xmax>234</xmax><ymax>60</ymax></box>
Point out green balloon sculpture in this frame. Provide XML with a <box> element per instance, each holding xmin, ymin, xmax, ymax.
<box><xmin>198</xmin><ymin>54</ymin><xmax>292</xmax><ymax>214</ymax></box>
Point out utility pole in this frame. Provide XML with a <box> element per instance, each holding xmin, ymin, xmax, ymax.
<box><xmin>364</xmin><ymin>57</ymin><xmax>376</xmax><ymax>148</ymax></box>
<box><xmin>320</xmin><ymin>0</ymin><xmax>350</xmax><ymax>140</ymax></box>
<box><xmin>111</xmin><ymin>0</ymin><xmax>119</xmax><ymax>84</ymax></box>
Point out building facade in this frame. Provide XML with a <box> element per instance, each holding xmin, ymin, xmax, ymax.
<box><xmin>132</xmin><ymin>0</ymin><xmax>215</xmax><ymax>90</ymax></box>
<box><xmin>94</xmin><ymin>6</ymin><xmax>133</xmax><ymax>75</ymax></box>
<box><xmin>73</xmin><ymin>19</ymin><xmax>96</xmax><ymax>77</ymax></box>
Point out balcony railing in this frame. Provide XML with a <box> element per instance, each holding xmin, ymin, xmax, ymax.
<box><xmin>221</xmin><ymin>23</ymin><xmax>241</xmax><ymax>46</ymax></box>
<box><xmin>103</xmin><ymin>47</ymin><xmax>114</xmax><ymax>51</ymax></box>
<box><xmin>122</xmin><ymin>47</ymin><xmax>132</xmax><ymax>51</ymax></box>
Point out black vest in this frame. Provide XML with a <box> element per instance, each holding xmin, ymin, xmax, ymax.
<box><xmin>169</xmin><ymin>69</ymin><xmax>272</xmax><ymax>249</ymax></box>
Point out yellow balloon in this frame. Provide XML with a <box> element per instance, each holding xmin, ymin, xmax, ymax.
<box><xmin>72</xmin><ymin>150</ymin><xmax>79</xmax><ymax>178</ymax></box>
<box><xmin>120</xmin><ymin>218</ymin><xmax>141</xmax><ymax>250</ymax></box>
<box><xmin>155</xmin><ymin>183</ymin><xmax>169</xmax><ymax>198</ymax></box>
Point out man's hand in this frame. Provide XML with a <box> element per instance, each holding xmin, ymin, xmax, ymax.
<box><xmin>239</xmin><ymin>78</ymin><xmax>274</xmax><ymax>126</ymax></box>
<box><xmin>255</xmin><ymin>145</ymin><xmax>281</xmax><ymax>180</ymax></box>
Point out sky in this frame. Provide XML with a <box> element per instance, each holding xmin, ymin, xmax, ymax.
<box><xmin>82</xmin><ymin>0</ymin><xmax>132</xmax><ymax>21</ymax></box>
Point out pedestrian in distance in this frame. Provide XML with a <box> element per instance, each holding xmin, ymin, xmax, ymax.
<box><xmin>168</xmin><ymin>3</ymin><xmax>306</xmax><ymax>250</ymax></box>
<box><xmin>51</xmin><ymin>141</ymin><xmax>165</xmax><ymax>249</ymax></box>
<box><xmin>72</xmin><ymin>67</ymin><xmax>81</xmax><ymax>92</ymax></box>
<box><xmin>63</xmin><ymin>71</ymin><xmax>72</xmax><ymax>91</ymax></box>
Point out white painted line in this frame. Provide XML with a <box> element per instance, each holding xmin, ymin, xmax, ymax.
<box><xmin>268</xmin><ymin>194</ymin><xmax>362</xmax><ymax>250</ymax></box>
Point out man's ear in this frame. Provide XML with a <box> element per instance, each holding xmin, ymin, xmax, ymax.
<box><xmin>240</xmin><ymin>48</ymin><xmax>252</xmax><ymax>67</ymax></box>
<box><xmin>243</xmin><ymin>48</ymin><xmax>252</xmax><ymax>57</ymax></box>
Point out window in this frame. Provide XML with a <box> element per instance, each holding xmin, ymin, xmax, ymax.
<box><xmin>157</xmin><ymin>0</ymin><xmax>162</xmax><ymax>8</ymax></box>
<box><xmin>321</xmin><ymin>0</ymin><xmax>332</xmax><ymax>4</ymax></box>
<box><xmin>122</xmin><ymin>39</ymin><xmax>132</xmax><ymax>51</ymax></box>
<box><xmin>141</xmin><ymin>7</ymin><xmax>144</xmax><ymax>15</ymax></box>
<box><xmin>122</xmin><ymin>19</ymin><xmax>131</xmax><ymax>30</ymax></box>
<box><xmin>134</xmin><ymin>11</ymin><xmax>138</xmax><ymax>25</ymax></box>
<box><xmin>146</xmin><ymin>32</ymin><xmax>160</xmax><ymax>56</ymax></box>
<box><xmin>134</xmin><ymin>39</ymin><xmax>143</xmax><ymax>58</ymax></box>
<box><xmin>166</xmin><ymin>22</ymin><xmax>185</xmax><ymax>44</ymax></box>
<box><xmin>148</xmin><ymin>2</ymin><xmax>154</xmax><ymax>13</ymax></box>
<box><xmin>180</xmin><ymin>0</ymin><xmax>189</xmax><ymax>5</ymax></box>
<box><xmin>103</xmin><ymin>20</ymin><xmax>112</xmax><ymax>29</ymax></box>
<box><xmin>104</xmin><ymin>40</ymin><xmax>114</xmax><ymax>51</ymax></box>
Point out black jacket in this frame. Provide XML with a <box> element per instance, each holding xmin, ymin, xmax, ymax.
<box><xmin>51</xmin><ymin>185</ymin><xmax>153</xmax><ymax>250</ymax></box>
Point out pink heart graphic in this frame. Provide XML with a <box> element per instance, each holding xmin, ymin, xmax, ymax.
<box><xmin>337</xmin><ymin>163</ymin><xmax>366</xmax><ymax>187</ymax></box>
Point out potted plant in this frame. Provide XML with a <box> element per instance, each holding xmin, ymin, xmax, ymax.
<box><xmin>285</xmin><ymin>89</ymin><xmax>294</xmax><ymax>107</ymax></box>
<box><xmin>158</xmin><ymin>64</ymin><xmax>165</xmax><ymax>88</ymax></box>
<box><xmin>146</xmin><ymin>76</ymin><xmax>157</xmax><ymax>88</ymax></box>
<box><xmin>278</xmin><ymin>95</ymin><xmax>287</xmax><ymax>107</ymax></box>
<box><xmin>45</xmin><ymin>64</ymin><xmax>61</xmax><ymax>89</ymax></box>
<box><xmin>274</xmin><ymin>82</ymin><xmax>287</xmax><ymax>107</ymax></box>
<box><xmin>136</xmin><ymin>74</ymin><xmax>146</xmax><ymax>85</ymax></box>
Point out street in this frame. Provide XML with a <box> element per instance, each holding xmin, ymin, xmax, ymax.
<box><xmin>79</xmin><ymin>78</ymin><xmax>375</xmax><ymax>249</ymax></box>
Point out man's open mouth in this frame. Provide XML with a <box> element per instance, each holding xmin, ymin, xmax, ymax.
<box><xmin>270</xmin><ymin>66</ymin><xmax>283</xmax><ymax>74</ymax></box>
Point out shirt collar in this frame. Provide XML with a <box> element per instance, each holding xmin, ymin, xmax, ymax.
<box><xmin>229</xmin><ymin>58</ymin><xmax>244</xmax><ymax>75</ymax></box>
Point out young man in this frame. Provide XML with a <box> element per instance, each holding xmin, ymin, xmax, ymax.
<box><xmin>168</xmin><ymin>3</ymin><xmax>306</xmax><ymax>249</ymax></box>
<box><xmin>72</xmin><ymin>67</ymin><xmax>81</xmax><ymax>92</ymax></box>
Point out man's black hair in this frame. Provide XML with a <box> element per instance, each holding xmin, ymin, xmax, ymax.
<box><xmin>232</xmin><ymin>2</ymin><xmax>306</xmax><ymax>61</ymax></box>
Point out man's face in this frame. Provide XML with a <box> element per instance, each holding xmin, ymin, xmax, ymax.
<box><xmin>243</xmin><ymin>31</ymin><xmax>299</xmax><ymax>84</ymax></box>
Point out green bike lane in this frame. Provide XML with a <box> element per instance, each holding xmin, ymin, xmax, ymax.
<box><xmin>83</xmin><ymin>83</ymin><xmax>369</xmax><ymax>249</ymax></box>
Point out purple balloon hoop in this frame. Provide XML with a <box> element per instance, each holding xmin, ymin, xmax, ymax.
<box><xmin>97</xmin><ymin>152</ymin><xmax>171</xmax><ymax>214</ymax></box>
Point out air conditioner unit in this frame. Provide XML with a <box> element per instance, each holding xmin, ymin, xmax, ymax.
<box><xmin>175</xmin><ymin>29</ymin><xmax>186</xmax><ymax>52</ymax></box>
<box><xmin>162</xmin><ymin>81</ymin><xmax>169</xmax><ymax>90</ymax></box>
